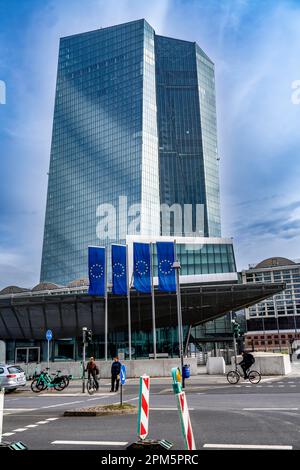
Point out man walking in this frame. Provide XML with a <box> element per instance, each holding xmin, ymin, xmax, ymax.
<box><xmin>110</xmin><ymin>356</ymin><xmax>121</xmax><ymax>392</ymax></box>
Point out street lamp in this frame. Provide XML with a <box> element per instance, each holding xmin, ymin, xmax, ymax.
<box><xmin>173</xmin><ymin>260</ymin><xmax>184</xmax><ymax>388</ymax></box>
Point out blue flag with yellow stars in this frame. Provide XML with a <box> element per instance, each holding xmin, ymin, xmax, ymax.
<box><xmin>133</xmin><ymin>243</ymin><xmax>151</xmax><ymax>294</ymax></box>
<box><xmin>88</xmin><ymin>246</ymin><xmax>106</xmax><ymax>296</ymax></box>
<box><xmin>112</xmin><ymin>244</ymin><xmax>128</xmax><ymax>295</ymax></box>
<box><xmin>156</xmin><ymin>241</ymin><xmax>176</xmax><ymax>292</ymax></box>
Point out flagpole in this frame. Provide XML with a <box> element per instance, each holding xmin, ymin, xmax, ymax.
<box><xmin>105</xmin><ymin>247</ymin><xmax>108</xmax><ymax>362</ymax></box>
<box><xmin>150</xmin><ymin>242</ymin><xmax>157</xmax><ymax>359</ymax></box>
<box><xmin>173</xmin><ymin>240</ymin><xmax>184</xmax><ymax>388</ymax></box>
<box><xmin>126</xmin><ymin>244</ymin><xmax>132</xmax><ymax>361</ymax></box>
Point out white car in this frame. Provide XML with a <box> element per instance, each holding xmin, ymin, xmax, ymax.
<box><xmin>0</xmin><ymin>364</ymin><xmax>26</xmax><ymax>392</ymax></box>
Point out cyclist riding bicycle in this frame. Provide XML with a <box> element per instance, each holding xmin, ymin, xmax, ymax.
<box><xmin>238</xmin><ymin>351</ymin><xmax>255</xmax><ymax>379</ymax></box>
<box><xmin>86</xmin><ymin>357</ymin><xmax>99</xmax><ymax>391</ymax></box>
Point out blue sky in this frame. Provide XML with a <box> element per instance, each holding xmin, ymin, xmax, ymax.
<box><xmin>0</xmin><ymin>0</ymin><xmax>300</xmax><ymax>288</ymax></box>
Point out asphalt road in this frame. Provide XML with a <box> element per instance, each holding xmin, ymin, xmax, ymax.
<box><xmin>2</xmin><ymin>375</ymin><xmax>300</xmax><ymax>450</ymax></box>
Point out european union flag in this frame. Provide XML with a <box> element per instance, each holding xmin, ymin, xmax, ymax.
<box><xmin>112</xmin><ymin>244</ymin><xmax>128</xmax><ymax>295</ymax></box>
<box><xmin>156</xmin><ymin>241</ymin><xmax>176</xmax><ymax>292</ymax></box>
<box><xmin>133</xmin><ymin>243</ymin><xmax>151</xmax><ymax>294</ymax></box>
<box><xmin>88</xmin><ymin>246</ymin><xmax>106</xmax><ymax>296</ymax></box>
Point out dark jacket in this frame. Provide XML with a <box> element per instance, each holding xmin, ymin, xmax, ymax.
<box><xmin>111</xmin><ymin>361</ymin><xmax>121</xmax><ymax>377</ymax></box>
<box><xmin>239</xmin><ymin>353</ymin><xmax>255</xmax><ymax>368</ymax></box>
<box><xmin>86</xmin><ymin>361</ymin><xmax>99</xmax><ymax>375</ymax></box>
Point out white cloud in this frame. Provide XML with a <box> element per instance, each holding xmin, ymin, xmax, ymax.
<box><xmin>1</xmin><ymin>0</ymin><xmax>300</xmax><ymax>286</ymax></box>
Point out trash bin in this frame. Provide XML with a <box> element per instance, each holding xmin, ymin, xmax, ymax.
<box><xmin>182</xmin><ymin>364</ymin><xmax>190</xmax><ymax>379</ymax></box>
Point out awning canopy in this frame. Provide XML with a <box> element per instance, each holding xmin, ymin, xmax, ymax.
<box><xmin>0</xmin><ymin>282</ymin><xmax>285</xmax><ymax>340</ymax></box>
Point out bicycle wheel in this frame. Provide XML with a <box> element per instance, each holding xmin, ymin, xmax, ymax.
<box><xmin>62</xmin><ymin>376</ymin><xmax>70</xmax><ymax>387</ymax></box>
<box><xmin>227</xmin><ymin>370</ymin><xmax>240</xmax><ymax>384</ymax></box>
<box><xmin>54</xmin><ymin>379</ymin><xmax>67</xmax><ymax>391</ymax></box>
<box><xmin>31</xmin><ymin>378</ymin><xmax>43</xmax><ymax>393</ymax></box>
<box><xmin>87</xmin><ymin>379</ymin><xmax>96</xmax><ymax>395</ymax></box>
<box><xmin>248</xmin><ymin>370</ymin><xmax>261</xmax><ymax>384</ymax></box>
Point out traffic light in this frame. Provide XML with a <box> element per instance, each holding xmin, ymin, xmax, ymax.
<box><xmin>86</xmin><ymin>329</ymin><xmax>93</xmax><ymax>344</ymax></box>
<box><xmin>82</xmin><ymin>327</ymin><xmax>93</xmax><ymax>344</ymax></box>
<box><xmin>232</xmin><ymin>321</ymin><xmax>241</xmax><ymax>338</ymax></box>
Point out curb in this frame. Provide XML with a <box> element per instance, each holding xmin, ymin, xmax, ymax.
<box><xmin>64</xmin><ymin>406</ymin><xmax>138</xmax><ymax>417</ymax></box>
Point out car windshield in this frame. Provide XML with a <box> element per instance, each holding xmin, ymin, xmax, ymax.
<box><xmin>8</xmin><ymin>366</ymin><xmax>23</xmax><ymax>374</ymax></box>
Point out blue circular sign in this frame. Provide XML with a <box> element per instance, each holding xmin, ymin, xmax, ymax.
<box><xmin>46</xmin><ymin>330</ymin><xmax>53</xmax><ymax>341</ymax></box>
<box><xmin>120</xmin><ymin>365</ymin><xmax>126</xmax><ymax>385</ymax></box>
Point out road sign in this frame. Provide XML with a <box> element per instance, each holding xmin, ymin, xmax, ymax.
<box><xmin>46</xmin><ymin>330</ymin><xmax>53</xmax><ymax>341</ymax></box>
<box><xmin>120</xmin><ymin>365</ymin><xmax>126</xmax><ymax>385</ymax></box>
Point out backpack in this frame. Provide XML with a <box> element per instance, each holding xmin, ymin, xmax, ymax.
<box><xmin>248</xmin><ymin>354</ymin><xmax>255</xmax><ymax>365</ymax></box>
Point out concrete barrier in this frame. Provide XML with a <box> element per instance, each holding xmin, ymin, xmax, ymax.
<box><xmin>206</xmin><ymin>357</ymin><xmax>226</xmax><ymax>375</ymax></box>
<box><xmin>18</xmin><ymin>357</ymin><xmax>198</xmax><ymax>379</ymax></box>
<box><xmin>231</xmin><ymin>353</ymin><xmax>291</xmax><ymax>376</ymax></box>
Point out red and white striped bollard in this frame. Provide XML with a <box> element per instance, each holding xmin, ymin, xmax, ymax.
<box><xmin>137</xmin><ymin>374</ymin><xmax>150</xmax><ymax>440</ymax></box>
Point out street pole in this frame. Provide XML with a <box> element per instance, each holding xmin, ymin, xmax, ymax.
<box><xmin>126</xmin><ymin>245</ymin><xmax>132</xmax><ymax>361</ymax></box>
<box><xmin>105</xmin><ymin>251</ymin><xmax>108</xmax><ymax>362</ymax></box>
<box><xmin>82</xmin><ymin>327</ymin><xmax>87</xmax><ymax>393</ymax></box>
<box><xmin>173</xmin><ymin>259</ymin><xmax>184</xmax><ymax>389</ymax></box>
<box><xmin>233</xmin><ymin>334</ymin><xmax>237</xmax><ymax>366</ymax></box>
<box><xmin>47</xmin><ymin>339</ymin><xmax>50</xmax><ymax>371</ymax></box>
<box><xmin>150</xmin><ymin>242</ymin><xmax>157</xmax><ymax>359</ymax></box>
<box><xmin>230</xmin><ymin>314</ymin><xmax>237</xmax><ymax>366</ymax></box>
<box><xmin>0</xmin><ymin>388</ymin><xmax>4</xmax><ymax>445</ymax></box>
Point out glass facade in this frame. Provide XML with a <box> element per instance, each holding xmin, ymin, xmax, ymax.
<box><xmin>41</xmin><ymin>19</ymin><xmax>221</xmax><ymax>286</ymax></box>
<box><xmin>155</xmin><ymin>37</ymin><xmax>221</xmax><ymax>237</ymax></box>
<box><xmin>151</xmin><ymin>242</ymin><xmax>236</xmax><ymax>276</ymax></box>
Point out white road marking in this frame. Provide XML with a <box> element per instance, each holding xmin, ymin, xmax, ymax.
<box><xmin>243</xmin><ymin>408</ymin><xmax>298</xmax><ymax>411</ymax></box>
<box><xmin>267</xmin><ymin>385</ymin><xmax>274</xmax><ymax>388</ymax></box>
<box><xmin>123</xmin><ymin>397</ymin><xmax>139</xmax><ymax>403</ymax></box>
<box><xmin>203</xmin><ymin>444</ymin><xmax>292</xmax><ymax>450</ymax></box>
<box><xmin>4</xmin><ymin>408</ymin><xmax>37</xmax><ymax>412</ymax></box>
<box><xmin>41</xmin><ymin>400</ymin><xmax>84</xmax><ymax>409</ymax></box>
<box><xmin>290</xmin><ymin>385</ymin><xmax>296</xmax><ymax>387</ymax></box>
<box><xmin>2</xmin><ymin>432</ymin><xmax>15</xmax><ymax>437</ymax></box>
<box><xmin>38</xmin><ymin>393</ymin><xmax>82</xmax><ymax>397</ymax></box>
<box><xmin>51</xmin><ymin>440</ymin><xmax>128</xmax><ymax>446</ymax></box>
<box><xmin>87</xmin><ymin>395</ymin><xmax>110</xmax><ymax>401</ymax></box>
<box><xmin>26</xmin><ymin>425</ymin><xmax>38</xmax><ymax>428</ymax></box>
<box><xmin>150</xmin><ymin>407</ymin><xmax>177</xmax><ymax>411</ymax></box>
<box><xmin>12</xmin><ymin>428</ymin><xmax>27</xmax><ymax>432</ymax></box>
<box><xmin>36</xmin><ymin>421</ymin><xmax>49</xmax><ymax>424</ymax></box>
<box><xmin>46</xmin><ymin>418</ymin><xmax>59</xmax><ymax>421</ymax></box>
<box><xmin>37</xmin><ymin>393</ymin><xmax>110</xmax><ymax>397</ymax></box>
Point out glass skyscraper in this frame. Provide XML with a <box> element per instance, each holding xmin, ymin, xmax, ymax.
<box><xmin>41</xmin><ymin>19</ymin><xmax>221</xmax><ymax>285</ymax></box>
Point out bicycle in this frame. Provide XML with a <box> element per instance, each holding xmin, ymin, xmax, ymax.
<box><xmin>31</xmin><ymin>368</ymin><xmax>67</xmax><ymax>393</ymax></box>
<box><xmin>86</xmin><ymin>375</ymin><xmax>99</xmax><ymax>395</ymax></box>
<box><xmin>227</xmin><ymin>364</ymin><xmax>261</xmax><ymax>385</ymax></box>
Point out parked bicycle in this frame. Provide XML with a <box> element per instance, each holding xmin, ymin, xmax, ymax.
<box><xmin>227</xmin><ymin>364</ymin><xmax>261</xmax><ymax>384</ymax></box>
<box><xmin>31</xmin><ymin>368</ymin><xmax>68</xmax><ymax>392</ymax></box>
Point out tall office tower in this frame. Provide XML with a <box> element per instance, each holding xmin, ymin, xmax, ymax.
<box><xmin>155</xmin><ymin>36</ymin><xmax>220</xmax><ymax>237</ymax></box>
<box><xmin>41</xmin><ymin>19</ymin><xmax>221</xmax><ymax>285</ymax></box>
